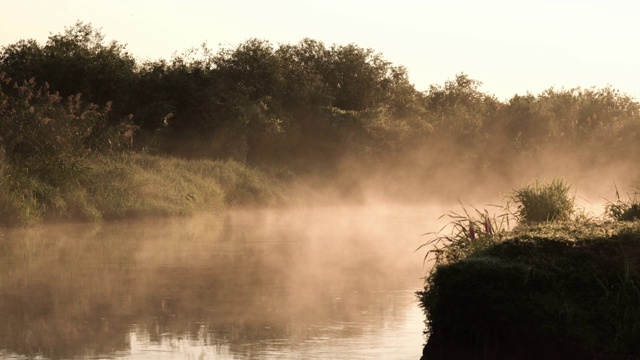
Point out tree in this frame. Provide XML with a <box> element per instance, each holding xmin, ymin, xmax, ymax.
<box><xmin>0</xmin><ymin>21</ymin><xmax>137</xmax><ymax>117</ymax></box>
<box><xmin>424</xmin><ymin>73</ymin><xmax>500</xmax><ymax>141</ymax></box>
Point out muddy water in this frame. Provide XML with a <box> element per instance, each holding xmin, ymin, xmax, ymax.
<box><xmin>0</xmin><ymin>205</ymin><xmax>439</xmax><ymax>359</ymax></box>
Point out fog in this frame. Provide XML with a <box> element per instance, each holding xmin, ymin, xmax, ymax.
<box><xmin>291</xmin><ymin>141</ymin><xmax>640</xmax><ymax>222</ymax></box>
<box><xmin>0</xmin><ymin>203</ymin><xmax>447</xmax><ymax>359</ymax></box>
<box><xmin>2</xmin><ymin>138</ymin><xmax>638</xmax><ymax>358</ymax></box>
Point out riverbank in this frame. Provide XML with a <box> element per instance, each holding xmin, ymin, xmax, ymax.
<box><xmin>0</xmin><ymin>153</ymin><xmax>287</xmax><ymax>226</ymax></box>
<box><xmin>418</xmin><ymin>220</ymin><xmax>640</xmax><ymax>359</ymax></box>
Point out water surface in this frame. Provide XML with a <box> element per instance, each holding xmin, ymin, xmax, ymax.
<box><xmin>0</xmin><ymin>205</ymin><xmax>436</xmax><ymax>359</ymax></box>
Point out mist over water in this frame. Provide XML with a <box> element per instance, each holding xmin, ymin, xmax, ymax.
<box><xmin>0</xmin><ymin>204</ymin><xmax>440</xmax><ymax>359</ymax></box>
<box><xmin>0</xmin><ymin>146</ymin><xmax>635</xmax><ymax>360</ymax></box>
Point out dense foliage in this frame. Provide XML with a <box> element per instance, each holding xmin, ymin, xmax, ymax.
<box><xmin>2</xmin><ymin>22</ymin><xmax>639</xmax><ymax>173</ymax></box>
<box><xmin>2</xmin><ymin>22</ymin><xmax>640</xmax><ymax>224</ymax></box>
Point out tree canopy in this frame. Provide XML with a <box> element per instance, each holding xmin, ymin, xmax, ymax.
<box><xmin>1</xmin><ymin>22</ymin><xmax>639</xmax><ymax>174</ymax></box>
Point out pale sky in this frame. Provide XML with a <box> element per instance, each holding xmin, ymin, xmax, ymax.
<box><xmin>2</xmin><ymin>0</ymin><xmax>639</xmax><ymax>100</ymax></box>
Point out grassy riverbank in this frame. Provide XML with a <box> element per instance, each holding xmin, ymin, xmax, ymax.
<box><xmin>0</xmin><ymin>153</ymin><xmax>286</xmax><ymax>226</ymax></box>
<box><xmin>418</xmin><ymin>181</ymin><xmax>640</xmax><ymax>360</ymax></box>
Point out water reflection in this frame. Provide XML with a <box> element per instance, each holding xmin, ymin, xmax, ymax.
<box><xmin>0</xmin><ymin>205</ymin><xmax>433</xmax><ymax>359</ymax></box>
<box><xmin>125</xmin><ymin>291</ymin><xmax>423</xmax><ymax>360</ymax></box>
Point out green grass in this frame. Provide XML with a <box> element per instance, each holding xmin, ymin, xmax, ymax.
<box><xmin>0</xmin><ymin>153</ymin><xmax>286</xmax><ymax>226</ymax></box>
<box><xmin>508</xmin><ymin>178</ymin><xmax>574</xmax><ymax>223</ymax></box>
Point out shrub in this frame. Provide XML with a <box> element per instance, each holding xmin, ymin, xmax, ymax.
<box><xmin>0</xmin><ymin>21</ymin><xmax>137</xmax><ymax>117</ymax></box>
<box><xmin>0</xmin><ymin>73</ymin><xmax>138</xmax><ymax>184</ymax></box>
<box><xmin>510</xmin><ymin>178</ymin><xmax>574</xmax><ymax>223</ymax></box>
<box><xmin>0</xmin><ymin>73</ymin><xmax>139</xmax><ymax>224</ymax></box>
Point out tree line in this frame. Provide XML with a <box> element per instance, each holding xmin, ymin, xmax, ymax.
<box><xmin>2</xmin><ymin>21</ymin><xmax>639</xmax><ymax>176</ymax></box>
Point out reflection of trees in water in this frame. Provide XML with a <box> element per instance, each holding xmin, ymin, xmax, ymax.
<box><xmin>0</xmin><ymin>210</ymin><xmax>423</xmax><ymax>359</ymax></box>
<box><xmin>0</xmin><ymin>224</ymin><xmax>137</xmax><ymax>359</ymax></box>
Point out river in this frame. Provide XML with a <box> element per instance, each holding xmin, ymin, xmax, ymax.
<box><xmin>0</xmin><ymin>205</ymin><xmax>439</xmax><ymax>359</ymax></box>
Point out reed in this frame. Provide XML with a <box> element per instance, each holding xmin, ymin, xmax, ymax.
<box><xmin>606</xmin><ymin>185</ymin><xmax>640</xmax><ymax>222</ymax></box>
<box><xmin>417</xmin><ymin>203</ymin><xmax>512</xmax><ymax>268</ymax></box>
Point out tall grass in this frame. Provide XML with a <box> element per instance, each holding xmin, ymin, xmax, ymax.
<box><xmin>418</xmin><ymin>178</ymin><xmax>574</xmax><ymax>270</ymax></box>
<box><xmin>509</xmin><ymin>178</ymin><xmax>574</xmax><ymax>223</ymax></box>
<box><xmin>0</xmin><ymin>153</ymin><xmax>286</xmax><ymax>226</ymax></box>
<box><xmin>418</xmin><ymin>204</ymin><xmax>512</xmax><ymax>268</ymax></box>
<box><xmin>419</xmin><ymin>180</ymin><xmax>640</xmax><ymax>271</ymax></box>
<box><xmin>0</xmin><ymin>155</ymin><xmax>41</xmax><ymax>226</ymax></box>
<box><xmin>84</xmin><ymin>154</ymin><xmax>285</xmax><ymax>220</ymax></box>
<box><xmin>606</xmin><ymin>185</ymin><xmax>640</xmax><ymax>221</ymax></box>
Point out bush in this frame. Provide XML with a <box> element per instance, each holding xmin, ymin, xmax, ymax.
<box><xmin>0</xmin><ymin>73</ymin><xmax>139</xmax><ymax>224</ymax></box>
<box><xmin>0</xmin><ymin>74</ymin><xmax>138</xmax><ymax>183</ymax></box>
<box><xmin>0</xmin><ymin>21</ymin><xmax>137</xmax><ymax>117</ymax></box>
<box><xmin>510</xmin><ymin>178</ymin><xmax>574</xmax><ymax>223</ymax></box>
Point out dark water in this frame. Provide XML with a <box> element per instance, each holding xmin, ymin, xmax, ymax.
<box><xmin>0</xmin><ymin>205</ymin><xmax>435</xmax><ymax>359</ymax></box>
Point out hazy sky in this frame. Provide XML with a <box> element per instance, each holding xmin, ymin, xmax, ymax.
<box><xmin>2</xmin><ymin>0</ymin><xmax>638</xmax><ymax>100</ymax></box>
